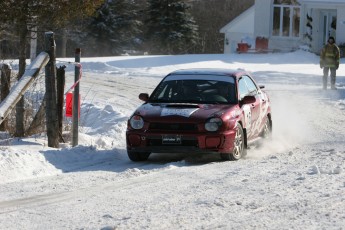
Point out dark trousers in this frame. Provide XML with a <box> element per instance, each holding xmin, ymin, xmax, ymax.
<box><xmin>323</xmin><ymin>67</ymin><xmax>336</xmax><ymax>89</ymax></box>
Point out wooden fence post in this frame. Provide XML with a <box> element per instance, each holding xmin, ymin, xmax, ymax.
<box><xmin>72</xmin><ymin>48</ymin><xmax>81</xmax><ymax>147</ymax></box>
<box><xmin>57</xmin><ymin>65</ymin><xmax>66</xmax><ymax>142</ymax></box>
<box><xmin>0</xmin><ymin>64</ymin><xmax>11</xmax><ymax>131</ymax></box>
<box><xmin>44</xmin><ymin>32</ymin><xmax>59</xmax><ymax>148</ymax></box>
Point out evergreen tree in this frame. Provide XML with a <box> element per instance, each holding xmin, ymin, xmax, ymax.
<box><xmin>87</xmin><ymin>0</ymin><xmax>143</xmax><ymax>56</ymax></box>
<box><xmin>146</xmin><ymin>0</ymin><xmax>199</xmax><ymax>54</ymax></box>
<box><xmin>0</xmin><ymin>0</ymin><xmax>103</xmax><ymax>137</ymax></box>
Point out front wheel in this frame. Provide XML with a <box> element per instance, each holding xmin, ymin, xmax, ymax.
<box><xmin>220</xmin><ymin>123</ymin><xmax>245</xmax><ymax>161</ymax></box>
<box><xmin>127</xmin><ymin>151</ymin><xmax>151</xmax><ymax>161</ymax></box>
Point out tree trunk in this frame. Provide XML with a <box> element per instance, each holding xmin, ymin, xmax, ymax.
<box><xmin>60</xmin><ymin>29</ymin><xmax>67</xmax><ymax>58</ymax></box>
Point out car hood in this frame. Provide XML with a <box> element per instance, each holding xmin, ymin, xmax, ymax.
<box><xmin>133</xmin><ymin>103</ymin><xmax>238</xmax><ymax>122</ymax></box>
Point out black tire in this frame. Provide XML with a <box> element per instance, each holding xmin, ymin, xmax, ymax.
<box><xmin>220</xmin><ymin>123</ymin><xmax>245</xmax><ymax>161</ymax></box>
<box><xmin>127</xmin><ymin>151</ymin><xmax>151</xmax><ymax>161</ymax></box>
<box><xmin>260</xmin><ymin>116</ymin><xmax>272</xmax><ymax>139</ymax></box>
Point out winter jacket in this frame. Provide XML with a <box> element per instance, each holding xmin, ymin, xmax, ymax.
<box><xmin>320</xmin><ymin>43</ymin><xmax>340</xmax><ymax>68</ymax></box>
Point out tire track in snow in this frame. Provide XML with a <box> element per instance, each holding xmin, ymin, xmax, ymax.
<box><xmin>0</xmin><ymin>165</ymin><xmax>177</xmax><ymax>214</ymax></box>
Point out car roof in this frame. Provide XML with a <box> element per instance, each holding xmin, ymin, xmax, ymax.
<box><xmin>168</xmin><ymin>68</ymin><xmax>248</xmax><ymax>77</ymax></box>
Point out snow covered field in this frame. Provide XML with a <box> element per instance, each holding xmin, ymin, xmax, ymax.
<box><xmin>0</xmin><ymin>50</ymin><xmax>345</xmax><ymax>229</ymax></box>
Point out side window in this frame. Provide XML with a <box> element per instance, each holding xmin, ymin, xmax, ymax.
<box><xmin>243</xmin><ymin>76</ymin><xmax>258</xmax><ymax>95</ymax></box>
<box><xmin>238</xmin><ymin>78</ymin><xmax>249</xmax><ymax>100</ymax></box>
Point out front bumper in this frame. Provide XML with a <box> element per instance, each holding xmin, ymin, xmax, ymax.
<box><xmin>126</xmin><ymin>130</ymin><xmax>236</xmax><ymax>154</ymax></box>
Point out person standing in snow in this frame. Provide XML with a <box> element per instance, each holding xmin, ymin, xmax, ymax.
<box><xmin>320</xmin><ymin>36</ymin><xmax>340</xmax><ymax>90</ymax></box>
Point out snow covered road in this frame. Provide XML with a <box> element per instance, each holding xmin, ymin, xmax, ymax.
<box><xmin>1</xmin><ymin>52</ymin><xmax>345</xmax><ymax>229</ymax></box>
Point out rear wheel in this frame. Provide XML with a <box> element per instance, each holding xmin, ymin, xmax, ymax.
<box><xmin>261</xmin><ymin>116</ymin><xmax>272</xmax><ymax>138</ymax></box>
<box><xmin>127</xmin><ymin>151</ymin><xmax>151</xmax><ymax>161</ymax></box>
<box><xmin>220</xmin><ymin>123</ymin><xmax>245</xmax><ymax>161</ymax></box>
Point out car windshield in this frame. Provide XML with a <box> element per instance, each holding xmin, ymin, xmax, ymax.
<box><xmin>149</xmin><ymin>75</ymin><xmax>237</xmax><ymax>104</ymax></box>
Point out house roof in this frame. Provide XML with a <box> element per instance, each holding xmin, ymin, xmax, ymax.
<box><xmin>219</xmin><ymin>6</ymin><xmax>254</xmax><ymax>34</ymax></box>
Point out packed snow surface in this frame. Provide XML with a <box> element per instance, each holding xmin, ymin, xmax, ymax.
<box><xmin>0</xmin><ymin>50</ymin><xmax>345</xmax><ymax>229</ymax></box>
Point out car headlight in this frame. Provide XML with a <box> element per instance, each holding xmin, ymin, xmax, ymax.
<box><xmin>129</xmin><ymin>115</ymin><xmax>144</xmax><ymax>129</ymax></box>
<box><xmin>205</xmin><ymin>117</ymin><xmax>223</xmax><ymax>132</ymax></box>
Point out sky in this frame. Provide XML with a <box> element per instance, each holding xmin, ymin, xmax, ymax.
<box><xmin>0</xmin><ymin>50</ymin><xmax>344</xmax><ymax>229</ymax></box>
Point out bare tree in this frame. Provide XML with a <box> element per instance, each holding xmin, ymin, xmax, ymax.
<box><xmin>190</xmin><ymin>0</ymin><xmax>254</xmax><ymax>53</ymax></box>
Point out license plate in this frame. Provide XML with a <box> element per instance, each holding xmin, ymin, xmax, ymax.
<box><xmin>162</xmin><ymin>135</ymin><xmax>182</xmax><ymax>145</ymax></box>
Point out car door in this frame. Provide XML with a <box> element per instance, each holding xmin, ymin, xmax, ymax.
<box><xmin>238</xmin><ymin>75</ymin><xmax>261</xmax><ymax>139</ymax></box>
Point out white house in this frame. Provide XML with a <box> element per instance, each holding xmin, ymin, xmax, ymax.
<box><xmin>220</xmin><ymin>0</ymin><xmax>345</xmax><ymax>54</ymax></box>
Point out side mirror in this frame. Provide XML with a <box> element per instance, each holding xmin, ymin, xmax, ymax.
<box><xmin>241</xmin><ymin>95</ymin><xmax>256</xmax><ymax>104</ymax></box>
<box><xmin>139</xmin><ymin>93</ymin><xmax>149</xmax><ymax>102</ymax></box>
<box><xmin>259</xmin><ymin>85</ymin><xmax>265</xmax><ymax>89</ymax></box>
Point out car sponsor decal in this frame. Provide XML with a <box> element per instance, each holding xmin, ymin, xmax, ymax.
<box><xmin>250</xmin><ymin>91</ymin><xmax>269</xmax><ymax>135</ymax></box>
<box><xmin>161</xmin><ymin>108</ymin><xmax>199</xmax><ymax>117</ymax></box>
<box><xmin>242</xmin><ymin>104</ymin><xmax>252</xmax><ymax>129</ymax></box>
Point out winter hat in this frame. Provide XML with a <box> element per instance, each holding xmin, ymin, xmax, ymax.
<box><xmin>328</xmin><ymin>36</ymin><xmax>335</xmax><ymax>43</ymax></box>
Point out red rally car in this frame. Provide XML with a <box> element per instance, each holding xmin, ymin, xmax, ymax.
<box><xmin>126</xmin><ymin>68</ymin><xmax>272</xmax><ymax>161</ymax></box>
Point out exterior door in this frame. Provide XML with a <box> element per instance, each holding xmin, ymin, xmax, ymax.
<box><xmin>320</xmin><ymin>10</ymin><xmax>337</xmax><ymax>48</ymax></box>
<box><xmin>238</xmin><ymin>75</ymin><xmax>261</xmax><ymax>139</ymax></box>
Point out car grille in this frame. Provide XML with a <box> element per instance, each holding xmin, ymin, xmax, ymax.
<box><xmin>148</xmin><ymin>139</ymin><xmax>198</xmax><ymax>147</ymax></box>
<box><xmin>149</xmin><ymin>123</ymin><xmax>198</xmax><ymax>131</ymax></box>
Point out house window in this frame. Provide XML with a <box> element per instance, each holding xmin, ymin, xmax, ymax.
<box><xmin>272</xmin><ymin>0</ymin><xmax>300</xmax><ymax>37</ymax></box>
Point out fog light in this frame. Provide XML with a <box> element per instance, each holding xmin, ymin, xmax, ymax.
<box><xmin>205</xmin><ymin>137</ymin><xmax>221</xmax><ymax>148</ymax></box>
<box><xmin>128</xmin><ymin>134</ymin><xmax>141</xmax><ymax>146</ymax></box>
